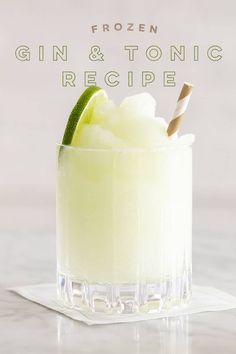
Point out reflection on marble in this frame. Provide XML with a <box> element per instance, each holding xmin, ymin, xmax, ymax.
<box><xmin>0</xmin><ymin>206</ymin><xmax>236</xmax><ymax>353</ymax></box>
<box><xmin>57</xmin><ymin>316</ymin><xmax>190</xmax><ymax>354</ymax></box>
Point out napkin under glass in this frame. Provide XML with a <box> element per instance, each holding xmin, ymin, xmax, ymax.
<box><xmin>10</xmin><ymin>283</ymin><xmax>236</xmax><ymax>325</ymax></box>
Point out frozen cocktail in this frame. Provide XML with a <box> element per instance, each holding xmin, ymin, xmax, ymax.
<box><xmin>57</xmin><ymin>84</ymin><xmax>194</xmax><ymax>315</ymax></box>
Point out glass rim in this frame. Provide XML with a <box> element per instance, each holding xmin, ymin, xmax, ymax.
<box><xmin>57</xmin><ymin>141</ymin><xmax>193</xmax><ymax>152</ymax></box>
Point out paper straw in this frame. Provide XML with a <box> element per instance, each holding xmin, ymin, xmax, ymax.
<box><xmin>167</xmin><ymin>82</ymin><xmax>193</xmax><ymax>136</ymax></box>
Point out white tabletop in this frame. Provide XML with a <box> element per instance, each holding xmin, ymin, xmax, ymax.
<box><xmin>0</xmin><ymin>205</ymin><xmax>236</xmax><ymax>354</ymax></box>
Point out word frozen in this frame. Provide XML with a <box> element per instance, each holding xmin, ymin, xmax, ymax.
<box><xmin>91</xmin><ymin>23</ymin><xmax>158</xmax><ymax>34</ymax></box>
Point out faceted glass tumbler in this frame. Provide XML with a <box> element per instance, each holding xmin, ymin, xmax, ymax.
<box><xmin>56</xmin><ymin>143</ymin><xmax>192</xmax><ymax>315</ymax></box>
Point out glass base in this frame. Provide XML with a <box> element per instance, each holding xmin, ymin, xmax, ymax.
<box><xmin>57</xmin><ymin>271</ymin><xmax>192</xmax><ymax>315</ymax></box>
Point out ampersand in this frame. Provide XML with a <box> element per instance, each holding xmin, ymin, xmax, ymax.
<box><xmin>89</xmin><ymin>46</ymin><xmax>104</xmax><ymax>61</ymax></box>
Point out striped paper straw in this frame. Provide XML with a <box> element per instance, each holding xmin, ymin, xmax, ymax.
<box><xmin>167</xmin><ymin>82</ymin><xmax>193</xmax><ymax>136</ymax></box>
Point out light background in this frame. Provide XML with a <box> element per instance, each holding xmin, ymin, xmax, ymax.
<box><xmin>0</xmin><ymin>0</ymin><xmax>235</xmax><ymax>233</ymax></box>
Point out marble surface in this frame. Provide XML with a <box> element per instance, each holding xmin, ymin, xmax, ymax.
<box><xmin>0</xmin><ymin>205</ymin><xmax>236</xmax><ymax>354</ymax></box>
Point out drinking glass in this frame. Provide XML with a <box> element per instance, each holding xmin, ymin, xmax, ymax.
<box><xmin>56</xmin><ymin>143</ymin><xmax>192</xmax><ymax>315</ymax></box>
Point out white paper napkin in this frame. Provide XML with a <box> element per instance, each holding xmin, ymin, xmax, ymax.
<box><xmin>10</xmin><ymin>283</ymin><xmax>236</xmax><ymax>325</ymax></box>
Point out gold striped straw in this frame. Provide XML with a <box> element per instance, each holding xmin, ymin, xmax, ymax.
<box><xmin>167</xmin><ymin>82</ymin><xmax>193</xmax><ymax>136</ymax></box>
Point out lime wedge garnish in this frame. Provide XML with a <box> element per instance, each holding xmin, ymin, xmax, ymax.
<box><xmin>62</xmin><ymin>86</ymin><xmax>108</xmax><ymax>146</ymax></box>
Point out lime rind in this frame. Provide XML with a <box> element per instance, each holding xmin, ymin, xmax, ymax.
<box><xmin>62</xmin><ymin>86</ymin><xmax>108</xmax><ymax>146</ymax></box>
